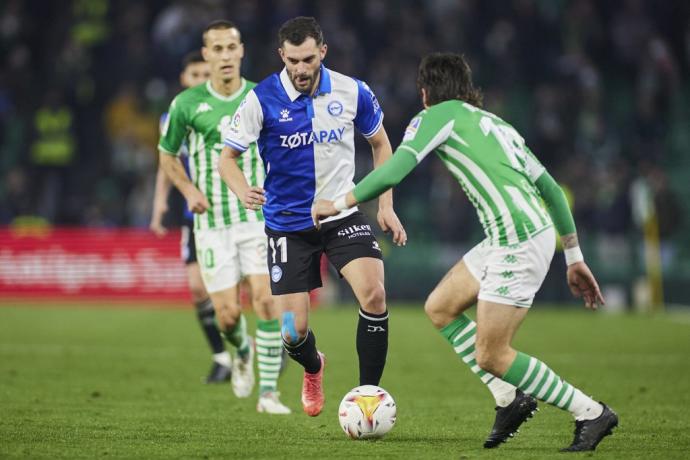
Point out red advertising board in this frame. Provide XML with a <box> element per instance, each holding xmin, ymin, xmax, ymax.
<box><xmin>0</xmin><ymin>227</ymin><xmax>188</xmax><ymax>301</ymax></box>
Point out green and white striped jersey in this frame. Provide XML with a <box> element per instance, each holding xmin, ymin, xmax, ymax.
<box><xmin>159</xmin><ymin>79</ymin><xmax>264</xmax><ymax>230</ymax></box>
<box><xmin>399</xmin><ymin>100</ymin><xmax>552</xmax><ymax>246</ymax></box>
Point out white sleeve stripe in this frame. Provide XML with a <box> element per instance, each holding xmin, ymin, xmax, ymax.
<box><xmin>224</xmin><ymin>139</ymin><xmax>248</xmax><ymax>152</ymax></box>
<box><xmin>361</xmin><ymin>113</ymin><xmax>384</xmax><ymax>138</ymax></box>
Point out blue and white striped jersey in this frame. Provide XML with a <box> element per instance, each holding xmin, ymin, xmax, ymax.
<box><xmin>224</xmin><ymin>65</ymin><xmax>383</xmax><ymax>232</ymax></box>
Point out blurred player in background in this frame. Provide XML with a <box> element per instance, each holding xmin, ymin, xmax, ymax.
<box><xmin>150</xmin><ymin>51</ymin><xmax>233</xmax><ymax>385</ymax></box>
<box><xmin>313</xmin><ymin>52</ymin><xmax>618</xmax><ymax>451</ymax></box>
<box><xmin>158</xmin><ymin>20</ymin><xmax>290</xmax><ymax>414</ymax></box>
<box><xmin>220</xmin><ymin>17</ymin><xmax>406</xmax><ymax>417</ymax></box>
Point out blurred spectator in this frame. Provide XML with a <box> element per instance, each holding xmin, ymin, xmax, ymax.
<box><xmin>0</xmin><ymin>0</ymin><xmax>687</xmax><ymax>256</ymax></box>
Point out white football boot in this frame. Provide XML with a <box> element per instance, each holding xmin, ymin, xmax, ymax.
<box><xmin>257</xmin><ymin>391</ymin><xmax>292</xmax><ymax>415</ymax></box>
<box><xmin>231</xmin><ymin>336</ymin><xmax>255</xmax><ymax>398</ymax></box>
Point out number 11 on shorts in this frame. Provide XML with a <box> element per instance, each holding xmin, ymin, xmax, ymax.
<box><xmin>269</xmin><ymin>237</ymin><xmax>287</xmax><ymax>263</ymax></box>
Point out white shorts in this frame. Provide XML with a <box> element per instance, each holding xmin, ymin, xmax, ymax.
<box><xmin>463</xmin><ymin>226</ymin><xmax>556</xmax><ymax>308</ymax></box>
<box><xmin>194</xmin><ymin>222</ymin><xmax>269</xmax><ymax>293</ymax></box>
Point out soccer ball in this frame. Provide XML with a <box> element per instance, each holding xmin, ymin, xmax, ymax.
<box><xmin>338</xmin><ymin>385</ymin><xmax>396</xmax><ymax>440</ymax></box>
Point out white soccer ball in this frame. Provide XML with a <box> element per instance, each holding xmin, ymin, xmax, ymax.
<box><xmin>338</xmin><ymin>385</ymin><xmax>396</xmax><ymax>440</ymax></box>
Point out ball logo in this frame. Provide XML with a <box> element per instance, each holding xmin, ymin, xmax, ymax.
<box><xmin>271</xmin><ymin>265</ymin><xmax>283</xmax><ymax>282</ymax></box>
<box><xmin>327</xmin><ymin>100</ymin><xmax>343</xmax><ymax>116</ymax></box>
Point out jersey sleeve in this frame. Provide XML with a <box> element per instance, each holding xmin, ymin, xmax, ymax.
<box><xmin>158</xmin><ymin>97</ymin><xmax>188</xmax><ymax>156</ymax></box>
<box><xmin>353</xmin><ymin>80</ymin><xmax>384</xmax><ymax>138</ymax></box>
<box><xmin>223</xmin><ymin>90</ymin><xmax>263</xmax><ymax>153</ymax></box>
<box><xmin>397</xmin><ymin>104</ymin><xmax>455</xmax><ymax>163</ymax></box>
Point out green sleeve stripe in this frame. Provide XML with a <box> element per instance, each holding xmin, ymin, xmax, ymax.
<box><xmin>352</xmin><ymin>149</ymin><xmax>417</xmax><ymax>203</ymax></box>
<box><xmin>535</xmin><ymin>172</ymin><xmax>576</xmax><ymax>236</ymax></box>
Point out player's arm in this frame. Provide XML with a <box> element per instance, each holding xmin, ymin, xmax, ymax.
<box><xmin>313</xmin><ymin>105</ymin><xmax>454</xmax><ymax>231</ymax></box>
<box><xmin>150</xmin><ymin>166</ymin><xmax>172</xmax><ymax>236</ymax></box>
<box><xmin>158</xmin><ymin>97</ymin><xmax>209</xmax><ymax>214</ymax></box>
<box><xmin>159</xmin><ymin>152</ymin><xmax>209</xmax><ymax>214</ymax></box>
<box><xmin>311</xmin><ymin>148</ymin><xmax>418</xmax><ymax>229</ymax></box>
<box><xmin>366</xmin><ymin>127</ymin><xmax>407</xmax><ymax>246</ymax></box>
<box><xmin>218</xmin><ymin>91</ymin><xmax>265</xmax><ymax>211</ymax></box>
<box><xmin>534</xmin><ymin>169</ymin><xmax>605</xmax><ymax>309</ymax></box>
<box><xmin>219</xmin><ymin>146</ymin><xmax>265</xmax><ymax>211</ymax></box>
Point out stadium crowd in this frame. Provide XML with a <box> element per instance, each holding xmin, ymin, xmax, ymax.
<box><xmin>0</xmin><ymin>0</ymin><xmax>687</xmax><ymax>270</ymax></box>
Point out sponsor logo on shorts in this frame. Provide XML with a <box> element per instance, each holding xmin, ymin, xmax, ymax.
<box><xmin>337</xmin><ymin>224</ymin><xmax>372</xmax><ymax>239</ymax></box>
<box><xmin>372</xmin><ymin>241</ymin><xmax>380</xmax><ymax>251</ymax></box>
<box><xmin>271</xmin><ymin>265</ymin><xmax>283</xmax><ymax>283</ymax></box>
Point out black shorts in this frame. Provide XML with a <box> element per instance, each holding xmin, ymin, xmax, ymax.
<box><xmin>265</xmin><ymin>211</ymin><xmax>382</xmax><ymax>295</ymax></box>
<box><xmin>180</xmin><ymin>221</ymin><xmax>197</xmax><ymax>265</ymax></box>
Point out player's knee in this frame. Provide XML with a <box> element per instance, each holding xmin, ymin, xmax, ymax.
<box><xmin>252</xmin><ymin>292</ymin><xmax>274</xmax><ymax>319</ymax></box>
<box><xmin>359</xmin><ymin>282</ymin><xmax>386</xmax><ymax>314</ymax></box>
<box><xmin>216</xmin><ymin>303</ymin><xmax>241</xmax><ymax>330</ymax></box>
<box><xmin>424</xmin><ymin>292</ymin><xmax>447</xmax><ymax>328</ymax></box>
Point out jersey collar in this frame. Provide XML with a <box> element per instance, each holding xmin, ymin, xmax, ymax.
<box><xmin>206</xmin><ymin>78</ymin><xmax>247</xmax><ymax>102</ymax></box>
<box><xmin>279</xmin><ymin>64</ymin><xmax>332</xmax><ymax>102</ymax></box>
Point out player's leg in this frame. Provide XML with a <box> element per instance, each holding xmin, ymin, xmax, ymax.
<box><xmin>475</xmin><ymin>299</ymin><xmax>617</xmax><ymax>451</ymax></box>
<box><xmin>325</xmin><ymin>212</ymin><xmax>388</xmax><ymax>386</ymax></box>
<box><xmin>339</xmin><ymin>257</ymin><xmax>388</xmax><ymax>386</ymax></box>
<box><xmin>473</xmin><ymin>229</ymin><xmax>617</xmax><ymax>451</ymax></box>
<box><xmin>266</xmin><ymin>227</ymin><xmax>325</xmax><ymax>416</ymax></box>
<box><xmin>187</xmin><ymin>263</ymin><xmax>231</xmax><ymax>383</ymax></box>
<box><xmin>183</xmin><ymin>224</ymin><xmax>230</xmax><ymax>383</ymax></box>
<box><xmin>196</xmin><ymin>227</ymin><xmax>254</xmax><ymax>398</ymax></box>
<box><xmin>424</xmin><ymin>258</ymin><xmax>520</xmax><ymax>408</ymax></box>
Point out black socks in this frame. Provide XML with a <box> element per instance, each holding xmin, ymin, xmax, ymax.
<box><xmin>284</xmin><ymin>329</ymin><xmax>321</xmax><ymax>374</ymax></box>
<box><xmin>194</xmin><ymin>298</ymin><xmax>225</xmax><ymax>354</ymax></box>
<box><xmin>356</xmin><ymin>308</ymin><xmax>388</xmax><ymax>385</ymax></box>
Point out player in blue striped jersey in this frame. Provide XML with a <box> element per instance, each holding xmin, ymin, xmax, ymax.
<box><xmin>220</xmin><ymin>17</ymin><xmax>406</xmax><ymax>417</ymax></box>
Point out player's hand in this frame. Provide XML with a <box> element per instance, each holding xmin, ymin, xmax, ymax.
<box><xmin>149</xmin><ymin>202</ymin><xmax>168</xmax><ymax>237</ymax></box>
<box><xmin>377</xmin><ymin>206</ymin><xmax>407</xmax><ymax>246</ymax></box>
<box><xmin>241</xmin><ymin>186</ymin><xmax>266</xmax><ymax>210</ymax></box>
<box><xmin>184</xmin><ymin>186</ymin><xmax>210</xmax><ymax>214</ymax></box>
<box><xmin>311</xmin><ymin>200</ymin><xmax>338</xmax><ymax>229</ymax></box>
<box><xmin>149</xmin><ymin>214</ymin><xmax>168</xmax><ymax>237</ymax></box>
<box><xmin>566</xmin><ymin>261</ymin><xmax>605</xmax><ymax>310</ymax></box>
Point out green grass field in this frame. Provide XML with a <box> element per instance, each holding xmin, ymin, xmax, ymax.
<box><xmin>1</xmin><ymin>303</ymin><xmax>690</xmax><ymax>459</ymax></box>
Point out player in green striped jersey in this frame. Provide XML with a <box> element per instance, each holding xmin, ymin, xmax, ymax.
<box><xmin>313</xmin><ymin>53</ymin><xmax>617</xmax><ymax>451</ymax></box>
<box><xmin>159</xmin><ymin>20</ymin><xmax>289</xmax><ymax>414</ymax></box>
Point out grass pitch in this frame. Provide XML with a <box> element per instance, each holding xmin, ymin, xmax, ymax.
<box><xmin>1</xmin><ymin>302</ymin><xmax>690</xmax><ymax>459</ymax></box>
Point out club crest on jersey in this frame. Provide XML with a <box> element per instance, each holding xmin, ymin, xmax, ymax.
<box><xmin>279</xmin><ymin>127</ymin><xmax>346</xmax><ymax>149</ymax></box>
<box><xmin>327</xmin><ymin>100</ymin><xmax>343</xmax><ymax>116</ymax></box>
<box><xmin>402</xmin><ymin>116</ymin><xmax>422</xmax><ymax>141</ymax></box>
<box><xmin>279</xmin><ymin>109</ymin><xmax>293</xmax><ymax>122</ymax></box>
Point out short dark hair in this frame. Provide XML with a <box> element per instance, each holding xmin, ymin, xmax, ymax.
<box><xmin>417</xmin><ymin>53</ymin><xmax>483</xmax><ymax>107</ymax></box>
<box><xmin>203</xmin><ymin>19</ymin><xmax>240</xmax><ymax>44</ymax></box>
<box><xmin>278</xmin><ymin>16</ymin><xmax>324</xmax><ymax>47</ymax></box>
<box><xmin>182</xmin><ymin>50</ymin><xmax>204</xmax><ymax>68</ymax></box>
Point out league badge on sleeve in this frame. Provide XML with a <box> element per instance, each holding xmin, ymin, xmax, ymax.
<box><xmin>402</xmin><ymin>116</ymin><xmax>422</xmax><ymax>141</ymax></box>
